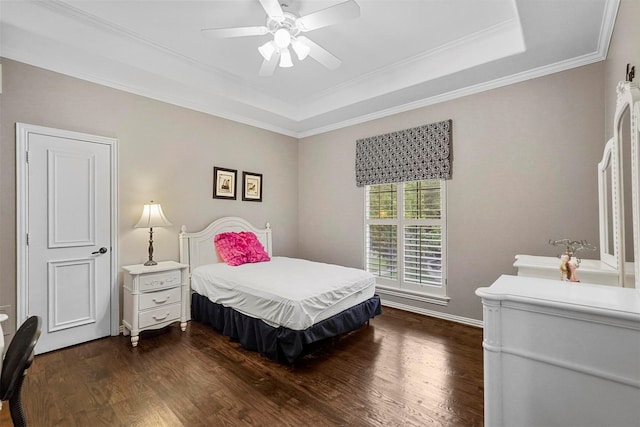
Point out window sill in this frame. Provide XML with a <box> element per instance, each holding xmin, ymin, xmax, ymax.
<box><xmin>375</xmin><ymin>285</ymin><xmax>450</xmax><ymax>306</ymax></box>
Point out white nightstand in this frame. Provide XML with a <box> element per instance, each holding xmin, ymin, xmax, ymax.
<box><xmin>122</xmin><ymin>261</ymin><xmax>189</xmax><ymax>347</ymax></box>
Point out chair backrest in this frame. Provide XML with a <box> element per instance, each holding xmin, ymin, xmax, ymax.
<box><xmin>0</xmin><ymin>316</ymin><xmax>41</xmax><ymax>401</ymax></box>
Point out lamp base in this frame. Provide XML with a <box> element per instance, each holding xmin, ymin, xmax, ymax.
<box><xmin>144</xmin><ymin>227</ymin><xmax>157</xmax><ymax>266</ymax></box>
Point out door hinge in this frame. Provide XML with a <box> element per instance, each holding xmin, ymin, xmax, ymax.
<box><xmin>25</xmin><ymin>151</ymin><xmax>29</xmax><ymax>163</ymax></box>
<box><xmin>26</xmin><ymin>233</ymin><xmax>29</xmax><ymax>245</ymax></box>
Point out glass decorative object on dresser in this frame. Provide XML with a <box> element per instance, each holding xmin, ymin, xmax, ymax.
<box><xmin>548</xmin><ymin>238</ymin><xmax>596</xmax><ymax>282</ymax></box>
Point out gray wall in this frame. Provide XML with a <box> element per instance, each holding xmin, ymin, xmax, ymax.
<box><xmin>297</xmin><ymin>64</ymin><xmax>605</xmax><ymax>322</ymax></box>
<box><xmin>0</xmin><ymin>59</ymin><xmax>298</xmax><ymax>332</ymax></box>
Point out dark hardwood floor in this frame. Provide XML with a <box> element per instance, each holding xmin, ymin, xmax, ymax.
<box><xmin>0</xmin><ymin>307</ymin><xmax>484</xmax><ymax>426</ymax></box>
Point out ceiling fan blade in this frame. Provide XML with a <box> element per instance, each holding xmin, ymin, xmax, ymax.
<box><xmin>297</xmin><ymin>36</ymin><xmax>341</xmax><ymax>70</ymax></box>
<box><xmin>296</xmin><ymin>0</ymin><xmax>360</xmax><ymax>32</ymax></box>
<box><xmin>201</xmin><ymin>26</ymin><xmax>268</xmax><ymax>39</ymax></box>
<box><xmin>259</xmin><ymin>54</ymin><xmax>279</xmax><ymax>76</ymax></box>
<box><xmin>258</xmin><ymin>0</ymin><xmax>285</xmax><ymax>20</ymax></box>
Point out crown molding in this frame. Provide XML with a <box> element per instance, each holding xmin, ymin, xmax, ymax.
<box><xmin>296</xmin><ymin>17</ymin><xmax>526</xmax><ymax>120</ymax></box>
<box><xmin>298</xmin><ymin>50</ymin><xmax>608</xmax><ymax>138</ymax></box>
<box><xmin>597</xmin><ymin>0</ymin><xmax>621</xmax><ymax>57</ymax></box>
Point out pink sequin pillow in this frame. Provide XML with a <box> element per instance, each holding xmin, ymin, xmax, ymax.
<box><xmin>239</xmin><ymin>231</ymin><xmax>270</xmax><ymax>263</ymax></box>
<box><xmin>214</xmin><ymin>231</ymin><xmax>270</xmax><ymax>266</ymax></box>
<box><xmin>214</xmin><ymin>232</ymin><xmax>247</xmax><ymax>266</ymax></box>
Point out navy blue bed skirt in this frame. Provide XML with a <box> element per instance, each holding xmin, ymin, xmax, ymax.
<box><xmin>191</xmin><ymin>293</ymin><xmax>382</xmax><ymax>363</ymax></box>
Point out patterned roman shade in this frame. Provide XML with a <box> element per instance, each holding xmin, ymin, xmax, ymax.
<box><xmin>355</xmin><ymin>119</ymin><xmax>452</xmax><ymax>187</ymax></box>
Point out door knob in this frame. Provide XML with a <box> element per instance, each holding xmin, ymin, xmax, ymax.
<box><xmin>92</xmin><ymin>247</ymin><xmax>108</xmax><ymax>255</ymax></box>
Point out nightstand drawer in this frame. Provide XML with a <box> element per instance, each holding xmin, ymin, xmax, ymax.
<box><xmin>139</xmin><ymin>269</ymin><xmax>181</xmax><ymax>292</ymax></box>
<box><xmin>139</xmin><ymin>287</ymin><xmax>181</xmax><ymax>311</ymax></box>
<box><xmin>138</xmin><ymin>304</ymin><xmax>181</xmax><ymax>329</ymax></box>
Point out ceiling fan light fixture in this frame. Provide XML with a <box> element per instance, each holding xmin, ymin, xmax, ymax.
<box><xmin>279</xmin><ymin>48</ymin><xmax>293</xmax><ymax>68</ymax></box>
<box><xmin>258</xmin><ymin>40</ymin><xmax>276</xmax><ymax>60</ymax></box>
<box><xmin>202</xmin><ymin>0</ymin><xmax>361</xmax><ymax>75</ymax></box>
<box><xmin>273</xmin><ymin>28</ymin><xmax>291</xmax><ymax>49</ymax></box>
<box><xmin>291</xmin><ymin>38</ymin><xmax>310</xmax><ymax>61</ymax></box>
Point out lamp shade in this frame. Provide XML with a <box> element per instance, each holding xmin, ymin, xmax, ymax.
<box><xmin>134</xmin><ymin>202</ymin><xmax>172</xmax><ymax>228</ymax></box>
<box><xmin>291</xmin><ymin>38</ymin><xmax>310</xmax><ymax>61</ymax></box>
<box><xmin>279</xmin><ymin>48</ymin><xmax>293</xmax><ymax>68</ymax></box>
<box><xmin>258</xmin><ymin>40</ymin><xmax>276</xmax><ymax>61</ymax></box>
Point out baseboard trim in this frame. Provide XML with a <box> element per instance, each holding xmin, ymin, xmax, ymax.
<box><xmin>380</xmin><ymin>299</ymin><xmax>483</xmax><ymax>328</ymax></box>
<box><xmin>375</xmin><ymin>286</ymin><xmax>450</xmax><ymax>306</ymax></box>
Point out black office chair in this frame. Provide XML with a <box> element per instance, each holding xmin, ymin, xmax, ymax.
<box><xmin>0</xmin><ymin>316</ymin><xmax>41</xmax><ymax>427</ymax></box>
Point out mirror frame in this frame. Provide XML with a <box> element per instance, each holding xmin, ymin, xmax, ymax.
<box><xmin>598</xmin><ymin>138</ymin><xmax>616</xmax><ymax>267</ymax></box>
<box><xmin>631</xmin><ymin>89</ymin><xmax>640</xmax><ymax>290</ymax></box>
<box><xmin>607</xmin><ymin>81</ymin><xmax>640</xmax><ymax>287</ymax></box>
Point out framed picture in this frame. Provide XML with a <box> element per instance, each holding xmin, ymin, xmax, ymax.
<box><xmin>213</xmin><ymin>167</ymin><xmax>237</xmax><ymax>200</ymax></box>
<box><xmin>242</xmin><ymin>171</ymin><xmax>263</xmax><ymax>202</ymax></box>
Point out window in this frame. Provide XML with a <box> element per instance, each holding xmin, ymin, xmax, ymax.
<box><xmin>365</xmin><ymin>180</ymin><xmax>447</xmax><ymax>298</ymax></box>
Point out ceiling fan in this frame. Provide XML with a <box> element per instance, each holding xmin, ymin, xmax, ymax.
<box><xmin>201</xmin><ymin>0</ymin><xmax>360</xmax><ymax>76</ymax></box>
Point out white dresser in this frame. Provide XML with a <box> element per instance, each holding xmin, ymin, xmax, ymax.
<box><xmin>476</xmin><ymin>275</ymin><xmax>640</xmax><ymax>427</ymax></box>
<box><xmin>122</xmin><ymin>261</ymin><xmax>189</xmax><ymax>347</ymax></box>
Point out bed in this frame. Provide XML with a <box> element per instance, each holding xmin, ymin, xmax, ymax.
<box><xmin>178</xmin><ymin>217</ymin><xmax>382</xmax><ymax>363</ymax></box>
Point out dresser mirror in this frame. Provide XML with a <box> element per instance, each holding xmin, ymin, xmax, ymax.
<box><xmin>601</xmin><ymin>80</ymin><xmax>640</xmax><ymax>287</ymax></box>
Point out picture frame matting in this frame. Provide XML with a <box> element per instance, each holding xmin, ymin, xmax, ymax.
<box><xmin>242</xmin><ymin>171</ymin><xmax>263</xmax><ymax>202</ymax></box>
<box><xmin>213</xmin><ymin>167</ymin><xmax>238</xmax><ymax>200</ymax></box>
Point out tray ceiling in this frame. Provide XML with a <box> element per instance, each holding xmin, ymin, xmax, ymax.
<box><xmin>0</xmin><ymin>0</ymin><xmax>618</xmax><ymax>137</ymax></box>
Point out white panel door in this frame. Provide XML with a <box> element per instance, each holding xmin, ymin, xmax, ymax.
<box><xmin>26</xmin><ymin>132</ymin><xmax>113</xmax><ymax>353</ymax></box>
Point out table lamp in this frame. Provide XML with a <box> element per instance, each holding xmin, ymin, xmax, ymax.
<box><xmin>134</xmin><ymin>201</ymin><xmax>172</xmax><ymax>266</ymax></box>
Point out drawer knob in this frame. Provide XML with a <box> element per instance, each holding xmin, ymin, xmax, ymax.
<box><xmin>153</xmin><ymin>313</ymin><xmax>170</xmax><ymax>321</ymax></box>
<box><xmin>152</xmin><ymin>296</ymin><xmax>170</xmax><ymax>304</ymax></box>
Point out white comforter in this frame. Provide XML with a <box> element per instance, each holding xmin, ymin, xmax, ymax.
<box><xmin>191</xmin><ymin>257</ymin><xmax>376</xmax><ymax>330</ymax></box>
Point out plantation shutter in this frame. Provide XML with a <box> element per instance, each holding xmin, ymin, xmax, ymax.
<box><xmin>355</xmin><ymin>119</ymin><xmax>452</xmax><ymax>187</ymax></box>
<box><xmin>365</xmin><ymin>184</ymin><xmax>398</xmax><ymax>280</ymax></box>
<box><xmin>403</xmin><ymin>180</ymin><xmax>443</xmax><ymax>287</ymax></box>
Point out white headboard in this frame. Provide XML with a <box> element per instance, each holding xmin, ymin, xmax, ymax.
<box><xmin>179</xmin><ymin>216</ymin><xmax>272</xmax><ymax>274</ymax></box>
